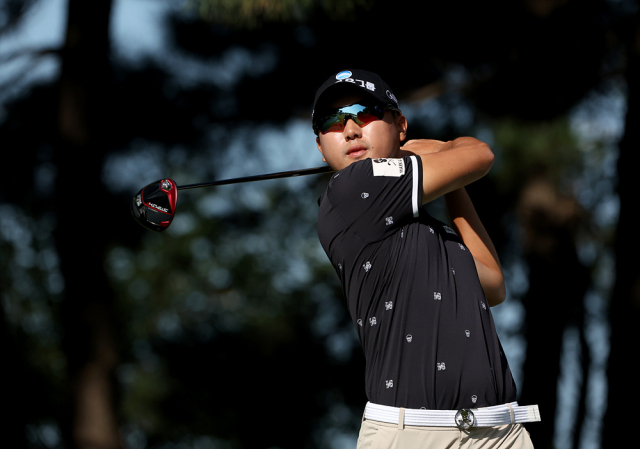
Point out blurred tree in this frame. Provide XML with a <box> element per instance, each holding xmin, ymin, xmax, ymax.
<box><xmin>602</xmin><ymin>8</ymin><xmax>640</xmax><ymax>449</ymax></box>
<box><xmin>516</xmin><ymin>172</ymin><xmax>590</xmax><ymax>447</ymax></box>
<box><xmin>53</xmin><ymin>1</ymin><xmax>122</xmax><ymax>448</ymax></box>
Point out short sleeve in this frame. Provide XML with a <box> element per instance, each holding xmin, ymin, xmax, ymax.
<box><xmin>323</xmin><ymin>155</ymin><xmax>422</xmax><ymax>243</ymax></box>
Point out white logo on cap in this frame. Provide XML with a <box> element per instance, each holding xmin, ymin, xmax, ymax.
<box><xmin>336</xmin><ymin>71</ymin><xmax>352</xmax><ymax>80</ymax></box>
<box><xmin>386</xmin><ymin>90</ymin><xmax>398</xmax><ymax>104</ymax></box>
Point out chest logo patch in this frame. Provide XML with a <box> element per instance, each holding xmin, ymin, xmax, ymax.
<box><xmin>372</xmin><ymin>158</ymin><xmax>405</xmax><ymax>177</ymax></box>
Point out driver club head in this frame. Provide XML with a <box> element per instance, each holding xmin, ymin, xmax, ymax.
<box><xmin>131</xmin><ymin>179</ymin><xmax>178</xmax><ymax>232</ymax></box>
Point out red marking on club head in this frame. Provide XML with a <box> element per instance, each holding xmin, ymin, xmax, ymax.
<box><xmin>161</xmin><ymin>179</ymin><xmax>178</xmax><ymax>213</ymax></box>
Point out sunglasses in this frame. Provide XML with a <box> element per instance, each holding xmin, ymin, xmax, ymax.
<box><xmin>313</xmin><ymin>103</ymin><xmax>399</xmax><ymax>135</ymax></box>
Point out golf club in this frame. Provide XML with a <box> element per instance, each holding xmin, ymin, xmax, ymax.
<box><xmin>131</xmin><ymin>165</ymin><xmax>334</xmax><ymax>232</ymax></box>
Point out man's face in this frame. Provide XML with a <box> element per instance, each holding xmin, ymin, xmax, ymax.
<box><xmin>315</xmin><ymin>93</ymin><xmax>407</xmax><ymax>171</ymax></box>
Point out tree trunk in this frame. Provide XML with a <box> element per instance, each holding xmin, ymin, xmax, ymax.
<box><xmin>516</xmin><ymin>175</ymin><xmax>589</xmax><ymax>449</ymax></box>
<box><xmin>54</xmin><ymin>1</ymin><xmax>121</xmax><ymax>448</ymax></box>
<box><xmin>572</xmin><ymin>308</ymin><xmax>590</xmax><ymax>449</ymax></box>
<box><xmin>602</xmin><ymin>13</ymin><xmax>640</xmax><ymax>448</ymax></box>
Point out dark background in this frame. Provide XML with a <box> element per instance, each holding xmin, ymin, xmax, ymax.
<box><xmin>1</xmin><ymin>0</ymin><xmax>638</xmax><ymax>448</ymax></box>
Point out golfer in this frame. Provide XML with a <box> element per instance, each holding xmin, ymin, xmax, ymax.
<box><xmin>314</xmin><ymin>70</ymin><xmax>539</xmax><ymax>448</ymax></box>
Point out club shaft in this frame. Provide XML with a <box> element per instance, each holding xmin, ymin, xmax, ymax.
<box><xmin>176</xmin><ymin>166</ymin><xmax>334</xmax><ymax>191</ymax></box>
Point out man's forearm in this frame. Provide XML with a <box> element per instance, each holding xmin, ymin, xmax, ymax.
<box><xmin>400</xmin><ymin>138</ymin><xmax>494</xmax><ymax>205</ymax></box>
<box><xmin>445</xmin><ymin>187</ymin><xmax>506</xmax><ymax>306</ymax></box>
<box><xmin>399</xmin><ymin>139</ymin><xmax>449</xmax><ymax>156</ymax></box>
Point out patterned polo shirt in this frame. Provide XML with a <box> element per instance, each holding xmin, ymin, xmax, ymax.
<box><xmin>317</xmin><ymin>155</ymin><xmax>517</xmax><ymax>410</ymax></box>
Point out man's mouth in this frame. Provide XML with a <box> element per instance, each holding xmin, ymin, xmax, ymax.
<box><xmin>346</xmin><ymin>145</ymin><xmax>367</xmax><ymax>158</ymax></box>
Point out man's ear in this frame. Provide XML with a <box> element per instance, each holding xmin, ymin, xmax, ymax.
<box><xmin>316</xmin><ymin>137</ymin><xmax>327</xmax><ymax>162</ymax></box>
<box><xmin>396</xmin><ymin>114</ymin><xmax>408</xmax><ymax>143</ymax></box>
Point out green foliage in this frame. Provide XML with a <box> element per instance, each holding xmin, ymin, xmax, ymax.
<box><xmin>190</xmin><ymin>0</ymin><xmax>371</xmax><ymax>27</ymax></box>
<box><xmin>488</xmin><ymin>116</ymin><xmax>583</xmax><ymax>195</ymax></box>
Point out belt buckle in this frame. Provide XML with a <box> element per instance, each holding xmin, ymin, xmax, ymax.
<box><xmin>455</xmin><ymin>409</ymin><xmax>476</xmax><ymax>430</ymax></box>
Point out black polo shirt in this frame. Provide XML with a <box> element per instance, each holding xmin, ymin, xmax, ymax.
<box><xmin>317</xmin><ymin>156</ymin><xmax>517</xmax><ymax>410</ymax></box>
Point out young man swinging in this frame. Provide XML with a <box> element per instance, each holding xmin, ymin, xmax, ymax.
<box><xmin>313</xmin><ymin>69</ymin><xmax>539</xmax><ymax>448</ymax></box>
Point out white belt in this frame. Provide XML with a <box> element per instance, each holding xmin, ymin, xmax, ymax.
<box><xmin>364</xmin><ymin>401</ymin><xmax>541</xmax><ymax>429</ymax></box>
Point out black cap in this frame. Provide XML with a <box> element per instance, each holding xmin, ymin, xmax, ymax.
<box><xmin>312</xmin><ymin>69</ymin><xmax>400</xmax><ymax>122</ymax></box>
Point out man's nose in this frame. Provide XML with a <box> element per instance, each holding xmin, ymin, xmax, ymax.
<box><xmin>343</xmin><ymin>118</ymin><xmax>362</xmax><ymax>139</ymax></box>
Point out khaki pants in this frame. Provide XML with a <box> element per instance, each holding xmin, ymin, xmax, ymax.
<box><xmin>357</xmin><ymin>419</ymin><xmax>534</xmax><ymax>449</ymax></box>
